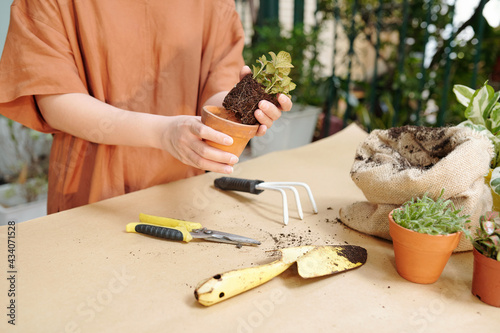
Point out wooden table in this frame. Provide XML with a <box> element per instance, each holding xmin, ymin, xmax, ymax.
<box><xmin>1</xmin><ymin>124</ymin><xmax>498</xmax><ymax>332</ymax></box>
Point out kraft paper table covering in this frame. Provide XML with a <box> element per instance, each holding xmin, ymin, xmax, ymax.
<box><xmin>0</xmin><ymin>124</ymin><xmax>497</xmax><ymax>333</ymax></box>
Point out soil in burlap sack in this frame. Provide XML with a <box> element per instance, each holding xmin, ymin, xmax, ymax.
<box><xmin>339</xmin><ymin>125</ymin><xmax>494</xmax><ymax>251</ymax></box>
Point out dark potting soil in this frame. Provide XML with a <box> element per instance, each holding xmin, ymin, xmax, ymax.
<box><xmin>388</xmin><ymin>125</ymin><xmax>454</xmax><ymax>164</ymax></box>
<box><xmin>337</xmin><ymin>245</ymin><xmax>368</xmax><ymax>265</ymax></box>
<box><xmin>223</xmin><ymin>74</ymin><xmax>279</xmax><ymax>125</ymax></box>
<box><xmin>355</xmin><ymin>125</ymin><xmax>454</xmax><ymax>172</ymax></box>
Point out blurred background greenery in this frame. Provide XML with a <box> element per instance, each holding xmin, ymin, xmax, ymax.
<box><xmin>237</xmin><ymin>0</ymin><xmax>500</xmax><ymax>136</ymax></box>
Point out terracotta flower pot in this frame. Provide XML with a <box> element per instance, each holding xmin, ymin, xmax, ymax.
<box><xmin>388</xmin><ymin>211</ymin><xmax>461</xmax><ymax>284</ymax></box>
<box><xmin>472</xmin><ymin>248</ymin><xmax>500</xmax><ymax>307</ymax></box>
<box><xmin>201</xmin><ymin>106</ymin><xmax>259</xmax><ymax>158</ymax></box>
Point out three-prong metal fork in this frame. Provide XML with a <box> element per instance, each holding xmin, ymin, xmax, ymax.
<box><xmin>214</xmin><ymin>177</ymin><xmax>318</xmax><ymax>225</ymax></box>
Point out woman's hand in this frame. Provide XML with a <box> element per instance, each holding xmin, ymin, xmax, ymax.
<box><xmin>238</xmin><ymin>66</ymin><xmax>293</xmax><ymax>137</ymax></box>
<box><xmin>158</xmin><ymin>115</ymin><xmax>238</xmax><ymax>174</ymax></box>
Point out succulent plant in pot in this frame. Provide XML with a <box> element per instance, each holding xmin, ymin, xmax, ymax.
<box><xmin>388</xmin><ymin>189</ymin><xmax>471</xmax><ymax>284</ymax></box>
<box><xmin>201</xmin><ymin>51</ymin><xmax>295</xmax><ymax>157</ymax></box>
<box><xmin>469</xmin><ymin>211</ymin><xmax>500</xmax><ymax>307</ymax></box>
<box><xmin>453</xmin><ymin>81</ymin><xmax>500</xmax><ymax>211</ymax></box>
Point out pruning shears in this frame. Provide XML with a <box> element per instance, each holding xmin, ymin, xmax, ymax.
<box><xmin>126</xmin><ymin>213</ymin><xmax>261</xmax><ymax>246</ymax></box>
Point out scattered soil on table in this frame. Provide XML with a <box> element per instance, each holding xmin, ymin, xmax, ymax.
<box><xmin>325</xmin><ymin>217</ymin><xmax>342</xmax><ymax>224</ymax></box>
<box><xmin>269</xmin><ymin>232</ymin><xmax>309</xmax><ymax>248</ymax></box>
<box><xmin>260</xmin><ymin>227</ymin><xmax>318</xmax><ymax>249</ymax></box>
<box><xmin>222</xmin><ymin>74</ymin><xmax>279</xmax><ymax>125</ymax></box>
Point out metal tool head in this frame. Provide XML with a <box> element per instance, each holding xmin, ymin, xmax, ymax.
<box><xmin>190</xmin><ymin>228</ymin><xmax>261</xmax><ymax>246</ymax></box>
<box><xmin>255</xmin><ymin>181</ymin><xmax>318</xmax><ymax>225</ymax></box>
<box><xmin>214</xmin><ymin>177</ymin><xmax>318</xmax><ymax>225</ymax></box>
<box><xmin>273</xmin><ymin>245</ymin><xmax>317</xmax><ymax>264</ymax></box>
<box><xmin>268</xmin><ymin>245</ymin><xmax>368</xmax><ymax>274</ymax></box>
<box><xmin>295</xmin><ymin>245</ymin><xmax>368</xmax><ymax>278</ymax></box>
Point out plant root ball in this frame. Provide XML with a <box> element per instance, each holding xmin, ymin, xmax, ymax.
<box><xmin>223</xmin><ymin>74</ymin><xmax>279</xmax><ymax>125</ymax></box>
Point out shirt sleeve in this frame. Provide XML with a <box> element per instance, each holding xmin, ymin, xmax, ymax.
<box><xmin>197</xmin><ymin>0</ymin><xmax>245</xmax><ymax>110</ymax></box>
<box><xmin>0</xmin><ymin>1</ymin><xmax>88</xmax><ymax>133</ymax></box>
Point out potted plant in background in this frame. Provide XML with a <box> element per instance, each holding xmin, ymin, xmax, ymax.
<box><xmin>453</xmin><ymin>81</ymin><xmax>500</xmax><ymax>211</ymax></box>
<box><xmin>388</xmin><ymin>189</ymin><xmax>471</xmax><ymax>284</ymax></box>
<box><xmin>469</xmin><ymin>211</ymin><xmax>500</xmax><ymax>307</ymax></box>
<box><xmin>245</xmin><ymin>24</ymin><xmax>325</xmax><ymax>157</ymax></box>
<box><xmin>0</xmin><ymin>116</ymin><xmax>51</xmax><ymax>225</ymax></box>
<box><xmin>202</xmin><ymin>51</ymin><xmax>295</xmax><ymax>158</ymax></box>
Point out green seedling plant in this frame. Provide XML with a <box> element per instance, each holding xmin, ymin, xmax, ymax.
<box><xmin>392</xmin><ymin>189</ymin><xmax>471</xmax><ymax>235</ymax></box>
<box><xmin>470</xmin><ymin>211</ymin><xmax>500</xmax><ymax>261</ymax></box>
<box><xmin>453</xmin><ymin>81</ymin><xmax>500</xmax><ymax>195</ymax></box>
<box><xmin>252</xmin><ymin>51</ymin><xmax>296</xmax><ymax>98</ymax></box>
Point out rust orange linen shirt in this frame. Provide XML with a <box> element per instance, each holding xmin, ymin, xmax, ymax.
<box><xmin>0</xmin><ymin>0</ymin><xmax>245</xmax><ymax>213</ymax></box>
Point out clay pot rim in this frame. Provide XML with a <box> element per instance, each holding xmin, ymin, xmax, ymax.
<box><xmin>473</xmin><ymin>247</ymin><xmax>500</xmax><ymax>266</ymax></box>
<box><xmin>202</xmin><ymin>106</ymin><xmax>259</xmax><ymax>129</ymax></box>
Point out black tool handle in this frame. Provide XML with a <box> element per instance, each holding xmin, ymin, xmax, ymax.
<box><xmin>134</xmin><ymin>224</ymin><xmax>184</xmax><ymax>241</ymax></box>
<box><xmin>214</xmin><ymin>177</ymin><xmax>265</xmax><ymax>195</ymax></box>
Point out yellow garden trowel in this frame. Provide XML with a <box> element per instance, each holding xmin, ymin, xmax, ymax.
<box><xmin>194</xmin><ymin>245</ymin><xmax>367</xmax><ymax>306</ymax></box>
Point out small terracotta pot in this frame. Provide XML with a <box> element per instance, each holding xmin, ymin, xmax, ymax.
<box><xmin>388</xmin><ymin>211</ymin><xmax>461</xmax><ymax>284</ymax></box>
<box><xmin>201</xmin><ymin>106</ymin><xmax>259</xmax><ymax>158</ymax></box>
<box><xmin>472</xmin><ymin>248</ymin><xmax>500</xmax><ymax>307</ymax></box>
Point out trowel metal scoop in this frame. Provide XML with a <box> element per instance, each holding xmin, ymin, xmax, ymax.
<box><xmin>194</xmin><ymin>245</ymin><xmax>367</xmax><ymax>306</ymax></box>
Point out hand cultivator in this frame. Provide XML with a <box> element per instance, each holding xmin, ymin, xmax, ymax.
<box><xmin>214</xmin><ymin>177</ymin><xmax>318</xmax><ymax>225</ymax></box>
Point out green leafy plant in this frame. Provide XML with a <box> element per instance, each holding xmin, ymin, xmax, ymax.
<box><xmin>469</xmin><ymin>211</ymin><xmax>500</xmax><ymax>261</ymax></box>
<box><xmin>252</xmin><ymin>51</ymin><xmax>296</xmax><ymax>98</ymax></box>
<box><xmin>392</xmin><ymin>189</ymin><xmax>471</xmax><ymax>235</ymax></box>
<box><xmin>223</xmin><ymin>50</ymin><xmax>297</xmax><ymax>125</ymax></box>
<box><xmin>453</xmin><ymin>81</ymin><xmax>500</xmax><ymax>194</ymax></box>
<box><xmin>244</xmin><ymin>23</ymin><xmax>325</xmax><ymax>107</ymax></box>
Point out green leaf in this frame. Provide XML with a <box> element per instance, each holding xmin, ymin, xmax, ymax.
<box><xmin>472</xmin><ymin>211</ymin><xmax>500</xmax><ymax>260</ymax></box>
<box><xmin>281</xmin><ymin>76</ymin><xmax>292</xmax><ymax>87</ymax></box>
<box><xmin>268</xmin><ymin>51</ymin><xmax>277</xmax><ymax>63</ymax></box>
<box><xmin>258</xmin><ymin>55</ymin><xmax>268</xmax><ymax>66</ymax></box>
<box><xmin>465</xmin><ymin>84</ymin><xmax>489</xmax><ymax>126</ymax></box>
<box><xmin>491</xmin><ymin>168</ymin><xmax>500</xmax><ymax>196</ymax></box>
<box><xmin>252</xmin><ymin>64</ymin><xmax>259</xmax><ymax>76</ymax></box>
<box><xmin>491</xmin><ymin>179</ymin><xmax>500</xmax><ymax>188</ymax></box>
<box><xmin>275</xmin><ymin>51</ymin><xmax>294</xmax><ymax>68</ymax></box>
<box><xmin>458</xmin><ymin>121</ymin><xmax>500</xmax><ymax>168</ymax></box>
<box><xmin>453</xmin><ymin>84</ymin><xmax>475</xmax><ymax>107</ymax></box>
<box><xmin>265</xmin><ymin>63</ymin><xmax>276</xmax><ymax>75</ymax></box>
<box><xmin>484</xmin><ymin>91</ymin><xmax>500</xmax><ymax>122</ymax></box>
<box><xmin>252</xmin><ymin>51</ymin><xmax>295</xmax><ymax>97</ymax></box>
<box><xmin>491</xmin><ymin>104</ymin><xmax>500</xmax><ymax>134</ymax></box>
<box><xmin>276</xmin><ymin>67</ymin><xmax>292</xmax><ymax>76</ymax></box>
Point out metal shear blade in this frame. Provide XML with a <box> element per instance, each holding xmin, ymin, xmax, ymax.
<box><xmin>191</xmin><ymin>228</ymin><xmax>261</xmax><ymax>246</ymax></box>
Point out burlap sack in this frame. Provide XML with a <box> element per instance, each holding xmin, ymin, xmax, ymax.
<box><xmin>339</xmin><ymin>125</ymin><xmax>494</xmax><ymax>251</ymax></box>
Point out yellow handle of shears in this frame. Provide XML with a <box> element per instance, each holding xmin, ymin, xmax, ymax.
<box><xmin>138</xmin><ymin>213</ymin><xmax>202</xmax><ymax>232</ymax></box>
<box><xmin>126</xmin><ymin>222</ymin><xmax>193</xmax><ymax>242</ymax></box>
